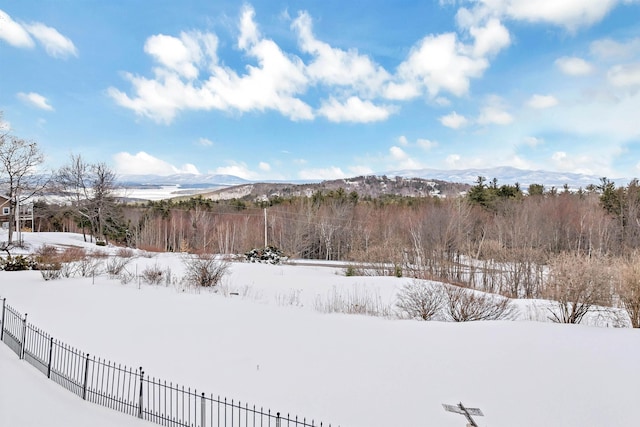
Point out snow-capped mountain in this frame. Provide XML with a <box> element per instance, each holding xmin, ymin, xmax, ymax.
<box><xmin>384</xmin><ymin>166</ymin><xmax>629</xmax><ymax>189</ymax></box>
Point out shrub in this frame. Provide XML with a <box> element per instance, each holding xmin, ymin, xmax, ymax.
<box><xmin>1</xmin><ymin>255</ymin><xmax>36</xmax><ymax>271</ymax></box>
<box><xmin>245</xmin><ymin>246</ymin><xmax>285</xmax><ymax>264</ymax></box>
<box><xmin>105</xmin><ymin>256</ymin><xmax>132</xmax><ymax>277</ymax></box>
<box><xmin>443</xmin><ymin>285</ymin><xmax>515</xmax><ymax>322</ymax></box>
<box><xmin>140</xmin><ymin>264</ymin><xmax>171</xmax><ymax>286</ymax></box>
<box><xmin>396</xmin><ymin>281</ymin><xmax>444</xmax><ymax>321</ymax></box>
<box><xmin>182</xmin><ymin>254</ymin><xmax>230</xmax><ymax>288</ymax></box>
<box><xmin>116</xmin><ymin>247</ymin><xmax>135</xmax><ymax>258</ymax></box>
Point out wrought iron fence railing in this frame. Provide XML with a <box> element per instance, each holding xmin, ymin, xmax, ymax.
<box><xmin>0</xmin><ymin>296</ymin><xmax>335</xmax><ymax>427</ymax></box>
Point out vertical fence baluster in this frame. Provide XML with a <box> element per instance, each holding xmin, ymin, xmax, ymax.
<box><xmin>138</xmin><ymin>368</ymin><xmax>144</xmax><ymax>419</ymax></box>
<box><xmin>82</xmin><ymin>353</ymin><xmax>90</xmax><ymax>400</ymax></box>
<box><xmin>0</xmin><ymin>297</ymin><xmax>5</xmax><ymax>341</ymax></box>
<box><xmin>19</xmin><ymin>313</ymin><xmax>27</xmax><ymax>359</ymax></box>
<box><xmin>46</xmin><ymin>337</ymin><xmax>54</xmax><ymax>378</ymax></box>
<box><xmin>201</xmin><ymin>392</ymin><xmax>206</xmax><ymax>427</ymax></box>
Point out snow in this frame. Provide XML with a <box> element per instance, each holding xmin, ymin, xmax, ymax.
<box><xmin>1</xmin><ymin>231</ymin><xmax>640</xmax><ymax>427</ymax></box>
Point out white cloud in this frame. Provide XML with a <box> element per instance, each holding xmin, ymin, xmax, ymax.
<box><xmin>398</xmin><ymin>136</ymin><xmax>409</xmax><ymax>146</ymax></box>
<box><xmin>213</xmin><ymin>161</ymin><xmax>259</xmax><ymax>180</ymax></box>
<box><xmin>607</xmin><ymin>63</ymin><xmax>640</xmax><ymax>89</ymax></box>
<box><xmin>439</xmin><ymin>111</ymin><xmax>469</xmax><ymax>129</ymax></box>
<box><xmin>445</xmin><ymin>154</ymin><xmax>462</xmax><ymax>167</ymax></box>
<box><xmin>389</xmin><ymin>146</ymin><xmax>422</xmax><ymax>170</ymax></box>
<box><xmin>17</xmin><ymin>92</ymin><xmax>54</xmax><ymax>111</ymax></box>
<box><xmin>464</xmin><ymin>0</ymin><xmax>620</xmax><ymax>31</ymax></box>
<box><xmin>417</xmin><ymin>138</ymin><xmax>438</xmax><ymax>150</ymax></box>
<box><xmin>590</xmin><ymin>37</ymin><xmax>640</xmax><ymax>61</ymax></box>
<box><xmin>109</xmin><ymin>5</ymin><xmax>312</xmax><ymax>123</ymax></box>
<box><xmin>198</xmin><ymin>137</ymin><xmax>213</xmax><ymax>146</ymax></box>
<box><xmin>145</xmin><ymin>32</ymin><xmax>217</xmax><ymax>80</ymax></box>
<box><xmin>348</xmin><ymin>165</ymin><xmax>374</xmax><ymax>176</ymax></box>
<box><xmin>477</xmin><ymin>106</ymin><xmax>513</xmax><ymax>125</ymax></box>
<box><xmin>469</xmin><ymin>18</ymin><xmax>511</xmax><ymax>58</ymax></box>
<box><xmin>292</xmin><ymin>12</ymin><xmax>390</xmax><ymax>97</ymax></box>
<box><xmin>259</xmin><ymin>162</ymin><xmax>271</xmax><ymax>171</ymax></box>
<box><xmin>550</xmin><ymin>151</ymin><xmax>594</xmax><ymax>174</ymax></box>
<box><xmin>396</xmin><ymin>33</ymin><xmax>488</xmax><ymax>98</ymax></box>
<box><xmin>25</xmin><ymin>22</ymin><xmax>78</xmax><ymax>58</ymax></box>
<box><xmin>527</xmin><ymin>94</ymin><xmax>558</xmax><ymax>109</ymax></box>
<box><xmin>298</xmin><ymin>167</ymin><xmax>346</xmax><ymax>180</ymax></box>
<box><xmin>0</xmin><ymin>9</ymin><xmax>34</xmax><ymax>48</ymax></box>
<box><xmin>522</xmin><ymin>136</ymin><xmax>543</xmax><ymax>147</ymax></box>
<box><xmin>318</xmin><ymin>96</ymin><xmax>394</xmax><ymax>123</ymax></box>
<box><xmin>555</xmin><ymin>56</ymin><xmax>594</xmax><ymax>76</ymax></box>
<box><xmin>113</xmin><ymin>151</ymin><xmax>200</xmax><ymax>175</ymax></box>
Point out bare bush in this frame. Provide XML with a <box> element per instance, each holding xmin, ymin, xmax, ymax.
<box><xmin>443</xmin><ymin>285</ymin><xmax>516</xmax><ymax>322</ymax></box>
<box><xmin>105</xmin><ymin>256</ymin><xmax>132</xmax><ymax>277</ymax></box>
<box><xmin>75</xmin><ymin>256</ymin><xmax>103</xmax><ymax>277</ymax></box>
<box><xmin>116</xmin><ymin>247</ymin><xmax>136</xmax><ymax>258</ymax></box>
<box><xmin>544</xmin><ymin>252</ymin><xmax>613</xmax><ymax>324</ymax></box>
<box><xmin>314</xmin><ymin>285</ymin><xmax>393</xmax><ymax>317</ymax></box>
<box><xmin>616</xmin><ymin>255</ymin><xmax>640</xmax><ymax>328</ymax></box>
<box><xmin>140</xmin><ymin>263</ymin><xmax>173</xmax><ymax>286</ymax></box>
<box><xmin>395</xmin><ymin>280</ymin><xmax>444</xmax><ymax>320</ymax></box>
<box><xmin>40</xmin><ymin>267</ymin><xmax>62</xmax><ymax>281</ymax></box>
<box><xmin>59</xmin><ymin>247</ymin><xmax>88</xmax><ymax>263</ymax></box>
<box><xmin>181</xmin><ymin>254</ymin><xmax>230</xmax><ymax>288</ymax></box>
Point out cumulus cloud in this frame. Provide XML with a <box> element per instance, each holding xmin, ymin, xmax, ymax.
<box><xmin>17</xmin><ymin>92</ymin><xmax>54</xmax><ymax>111</ymax></box>
<box><xmin>109</xmin><ymin>5</ymin><xmax>312</xmax><ymax>123</ymax></box>
<box><xmin>292</xmin><ymin>12</ymin><xmax>390</xmax><ymax>97</ymax></box>
<box><xmin>389</xmin><ymin>146</ymin><xmax>422</xmax><ymax>169</ymax></box>
<box><xmin>460</xmin><ymin>0</ymin><xmax>622</xmax><ymax>31</ymax></box>
<box><xmin>0</xmin><ymin>9</ymin><xmax>77</xmax><ymax>58</ymax></box>
<box><xmin>527</xmin><ymin>94</ymin><xmax>559</xmax><ymax>109</ymax></box>
<box><xmin>0</xmin><ymin>9</ymin><xmax>33</xmax><ymax>48</ymax></box>
<box><xmin>113</xmin><ymin>152</ymin><xmax>200</xmax><ymax>175</ymax></box>
<box><xmin>317</xmin><ymin>96</ymin><xmax>395</xmax><ymax>123</ymax></box>
<box><xmin>348</xmin><ymin>165</ymin><xmax>374</xmax><ymax>176</ymax></box>
<box><xmin>213</xmin><ymin>161</ymin><xmax>260</xmax><ymax>180</ymax></box>
<box><xmin>144</xmin><ymin>32</ymin><xmax>217</xmax><ymax>79</ymax></box>
<box><xmin>198</xmin><ymin>137</ymin><xmax>213</xmax><ymax>146</ymax></box>
<box><xmin>607</xmin><ymin>63</ymin><xmax>640</xmax><ymax>89</ymax></box>
<box><xmin>298</xmin><ymin>167</ymin><xmax>346</xmax><ymax>180</ymax></box>
<box><xmin>397</xmin><ymin>136</ymin><xmax>409</xmax><ymax>146</ymax></box>
<box><xmin>24</xmin><ymin>22</ymin><xmax>77</xmax><ymax>58</ymax></box>
<box><xmin>259</xmin><ymin>162</ymin><xmax>271</xmax><ymax>171</ymax></box>
<box><xmin>522</xmin><ymin>136</ymin><xmax>544</xmax><ymax>147</ymax></box>
<box><xmin>477</xmin><ymin>103</ymin><xmax>513</xmax><ymax>125</ymax></box>
<box><xmin>439</xmin><ymin>111</ymin><xmax>469</xmax><ymax>129</ymax></box>
<box><xmin>395</xmin><ymin>33</ymin><xmax>488</xmax><ymax>98</ymax></box>
<box><xmin>469</xmin><ymin>18</ymin><xmax>511</xmax><ymax>58</ymax></box>
<box><xmin>590</xmin><ymin>37</ymin><xmax>640</xmax><ymax>61</ymax></box>
<box><xmin>555</xmin><ymin>56</ymin><xmax>594</xmax><ymax>76</ymax></box>
<box><xmin>417</xmin><ymin>138</ymin><xmax>438</xmax><ymax>150</ymax></box>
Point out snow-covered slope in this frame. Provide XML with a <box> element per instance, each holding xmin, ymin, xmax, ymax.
<box><xmin>1</xmin><ymin>232</ymin><xmax>638</xmax><ymax>427</ymax></box>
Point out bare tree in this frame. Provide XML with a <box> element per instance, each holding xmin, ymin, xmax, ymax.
<box><xmin>544</xmin><ymin>252</ymin><xmax>613</xmax><ymax>324</ymax></box>
<box><xmin>0</xmin><ymin>128</ymin><xmax>46</xmax><ymax>244</ymax></box>
<box><xmin>57</xmin><ymin>155</ymin><xmax>121</xmax><ymax>243</ymax></box>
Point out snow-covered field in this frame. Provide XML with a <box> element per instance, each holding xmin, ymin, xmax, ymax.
<box><xmin>1</xmin><ymin>231</ymin><xmax>639</xmax><ymax>427</ymax></box>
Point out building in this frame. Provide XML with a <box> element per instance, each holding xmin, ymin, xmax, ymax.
<box><xmin>0</xmin><ymin>194</ymin><xmax>34</xmax><ymax>231</ymax></box>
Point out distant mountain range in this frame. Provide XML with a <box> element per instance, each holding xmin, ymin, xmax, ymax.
<box><xmin>118</xmin><ymin>167</ymin><xmax>630</xmax><ymax>190</ymax></box>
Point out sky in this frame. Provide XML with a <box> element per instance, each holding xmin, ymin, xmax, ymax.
<box><xmin>1</xmin><ymin>1</ymin><xmax>640</xmax><ymax>181</ymax></box>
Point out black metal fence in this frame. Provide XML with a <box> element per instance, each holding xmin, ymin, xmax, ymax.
<box><xmin>0</xmin><ymin>296</ymin><xmax>335</xmax><ymax>427</ymax></box>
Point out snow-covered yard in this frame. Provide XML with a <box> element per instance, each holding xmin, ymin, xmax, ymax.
<box><xmin>1</xmin><ymin>231</ymin><xmax>639</xmax><ymax>427</ymax></box>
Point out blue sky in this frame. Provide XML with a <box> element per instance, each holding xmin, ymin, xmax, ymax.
<box><xmin>1</xmin><ymin>0</ymin><xmax>640</xmax><ymax>181</ymax></box>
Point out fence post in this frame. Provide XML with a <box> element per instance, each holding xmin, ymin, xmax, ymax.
<box><xmin>47</xmin><ymin>336</ymin><xmax>54</xmax><ymax>378</ymax></box>
<box><xmin>276</xmin><ymin>412</ymin><xmax>281</xmax><ymax>427</ymax></box>
<box><xmin>138</xmin><ymin>367</ymin><xmax>144</xmax><ymax>419</ymax></box>
<box><xmin>82</xmin><ymin>354</ymin><xmax>90</xmax><ymax>400</ymax></box>
<box><xmin>201</xmin><ymin>392</ymin><xmax>206</xmax><ymax>427</ymax></box>
<box><xmin>20</xmin><ymin>313</ymin><xmax>27</xmax><ymax>359</ymax></box>
<box><xmin>0</xmin><ymin>298</ymin><xmax>5</xmax><ymax>341</ymax></box>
